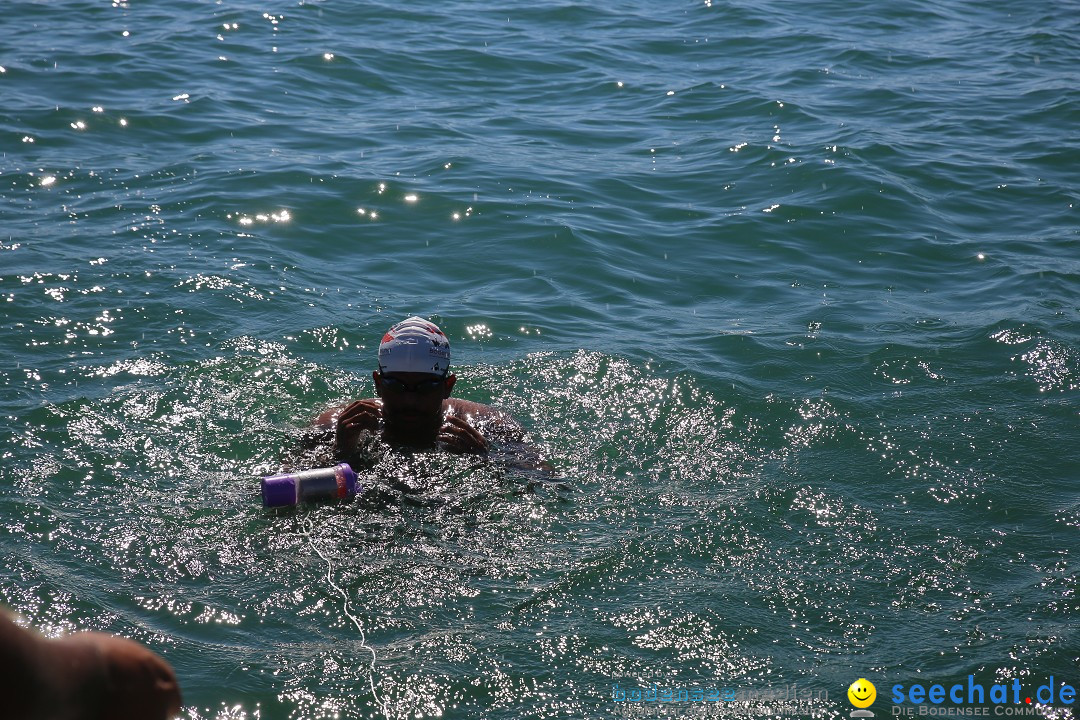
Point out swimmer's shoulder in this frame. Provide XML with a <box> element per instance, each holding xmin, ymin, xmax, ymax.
<box><xmin>314</xmin><ymin>407</ymin><xmax>337</xmax><ymax>429</ymax></box>
<box><xmin>445</xmin><ymin>398</ymin><xmax>525</xmax><ymax>440</ymax></box>
<box><xmin>445</xmin><ymin>397</ymin><xmax>508</xmax><ymax>421</ymax></box>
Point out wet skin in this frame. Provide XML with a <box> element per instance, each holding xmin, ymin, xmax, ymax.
<box><xmin>0</xmin><ymin>613</ymin><xmax>182</xmax><ymax>720</ymax></box>
<box><xmin>318</xmin><ymin>371</ymin><xmax>497</xmax><ymax>457</ymax></box>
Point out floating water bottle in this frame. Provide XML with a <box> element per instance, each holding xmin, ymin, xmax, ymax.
<box><xmin>261</xmin><ymin>463</ymin><xmax>359</xmax><ymax>507</ymax></box>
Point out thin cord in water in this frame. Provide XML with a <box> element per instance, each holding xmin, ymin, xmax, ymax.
<box><xmin>300</xmin><ymin>515</ymin><xmax>390</xmax><ymax>720</ymax></box>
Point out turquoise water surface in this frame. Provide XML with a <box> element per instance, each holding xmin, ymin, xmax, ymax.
<box><xmin>1</xmin><ymin>1</ymin><xmax>1077</xmax><ymax>718</ymax></box>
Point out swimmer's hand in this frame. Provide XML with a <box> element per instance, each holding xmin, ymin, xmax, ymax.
<box><xmin>0</xmin><ymin>615</ymin><xmax>182</xmax><ymax>720</ymax></box>
<box><xmin>61</xmin><ymin>632</ymin><xmax>182</xmax><ymax>720</ymax></box>
<box><xmin>438</xmin><ymin>415</ymin><xmax>490</xmax><ymax>456</ymax></box>
<box><xmin>334</xmin><ymin>399</ymin><xmax>382</xmax><ymax>456</ymax></box>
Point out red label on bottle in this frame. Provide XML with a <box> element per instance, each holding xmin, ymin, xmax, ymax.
<box><xmin>335</xmin><ymin>466</ymin><xmax>348</xmax><ymax>499</ymax></box>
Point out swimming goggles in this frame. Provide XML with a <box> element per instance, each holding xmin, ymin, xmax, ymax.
<box><xmin>377</xmin><ymin>373</ymin><xmax>446</xmax><ymax>394</ymax></box>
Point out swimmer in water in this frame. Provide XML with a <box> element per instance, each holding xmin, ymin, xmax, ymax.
<box><xmin>315</xmin><ymin>316</ymin><xmax>529</xmax><ymax>466</ymax></box>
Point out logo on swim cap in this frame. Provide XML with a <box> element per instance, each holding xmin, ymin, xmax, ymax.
<box><xmin>377</xmin><ymin>316</ymin><xmax>451</xmax><ymax>375</ymax></box>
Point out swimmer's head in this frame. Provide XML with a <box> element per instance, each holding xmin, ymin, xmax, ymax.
<box><xmin>377</xmin><ymin>316</ymin><xmax>451</xmax><ymax>375</ymax></box>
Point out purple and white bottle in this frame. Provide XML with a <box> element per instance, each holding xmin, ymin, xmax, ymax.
<box><xmin>261</xmin><ymin>463</ymin><xmax>359</xmax><ymax>507</ymax></box>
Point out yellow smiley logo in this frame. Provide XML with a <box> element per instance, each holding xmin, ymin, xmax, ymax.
<box><xmin>848</xmin><ymin>678</ymin><xmax>876</xmax><ymax>708</ymax></box>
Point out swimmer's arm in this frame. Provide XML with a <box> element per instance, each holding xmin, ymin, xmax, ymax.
<box><xmin>313</xmin><ymin>403</ymin><xmax>349</xmax><ymax>430</ymax></box>
<box><xmin>446</xmin><ymin>399</ymin><xmax>525</xmax><ymax>441</ymax></box>
<box><xmin>446</xmin><ymin>400</ymin><xmax>554</xmax><ymax>471</ymax></box>
<box><xmin>293</xmin><ymin>399</ymin><xmax>384</xmax><ymax>469</ymax></box>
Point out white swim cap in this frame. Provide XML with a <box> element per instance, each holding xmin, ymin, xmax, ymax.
<box><xmin>377</xmin><ymin>316</ymin><xmax>451</xmax><ymax>375</ymax></box>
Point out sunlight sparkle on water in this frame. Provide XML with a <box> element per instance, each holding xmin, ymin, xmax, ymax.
<box><xmin>466</xmin><ymin>324</ymin><xmax>492</xmax><ymax>339</ymax></box>
<box><xmin>229</xmin><ymin>210</ymin><xmax>290</xmax><ymax>225</ymax></box>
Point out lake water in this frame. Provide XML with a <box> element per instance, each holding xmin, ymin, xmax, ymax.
<box><xmin>1</xmin><ymin>1</ymin><xmax>1077</xmax><ymax>718</ymax></box>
